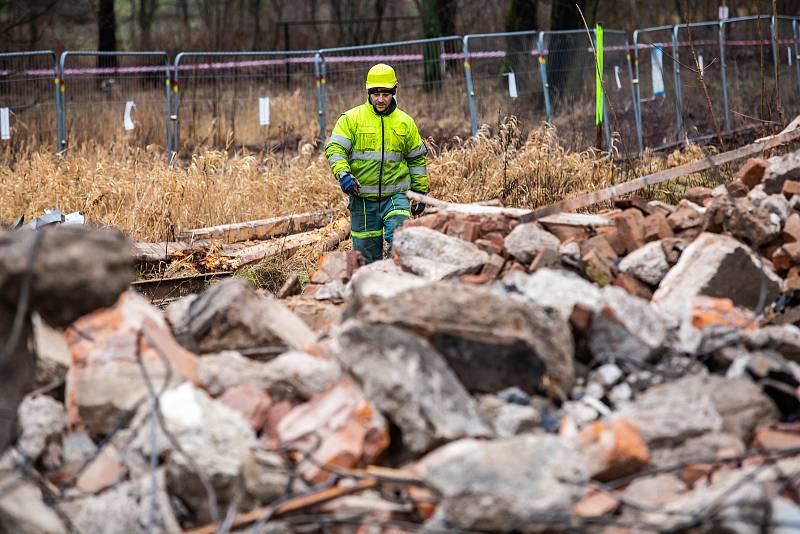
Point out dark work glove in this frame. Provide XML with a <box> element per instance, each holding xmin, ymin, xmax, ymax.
<box><xmin>340</xmin><ymin>173</ymin><xmax>360</xmax><ymax>196</ymax></box>
<box><xmin>410</xmin><ymin>200</ymin><xmax>426</xmax><ymax>216</ymax></box>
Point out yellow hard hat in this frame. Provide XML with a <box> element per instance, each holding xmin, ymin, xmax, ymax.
<box><xmin>365</xmin><ymin>64</ymin><xmax>398</xmax><ymax>90</ymax></box>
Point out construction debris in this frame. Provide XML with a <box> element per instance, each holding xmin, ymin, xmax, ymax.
<box><xmin>6</xmin><ymin>149</ymin><xmax>800</xmax><ymax>533</ymax></box>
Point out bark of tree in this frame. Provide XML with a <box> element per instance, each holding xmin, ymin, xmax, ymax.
<box><xmin>138</xmin><ymin>0</ymin><xmax>157</xmax><ymax>49</ymax></box>
<box><xmin>97</xmin><ymin>0</ymin><xmax>117</xmax><ymax>69</ymax></box>
<box><xmin>504</xmin><ymin>0</ymin><xmax>538</xmax><ymax>92</ymax></box>
<box><xmin>546</xmin><ymin>0</ymin><xmax>599</xmax><ymax>109</ymax></box>
<box><xmin>416</xmin><ymin>0</ymin><xmax>458</xmax><ymax>89</ymax></box>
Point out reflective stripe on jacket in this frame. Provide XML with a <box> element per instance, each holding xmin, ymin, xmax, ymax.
<box><xmin>324</xmin><ymin>100</ymin><xmax>429</xmax><ymax>200</ymax></box>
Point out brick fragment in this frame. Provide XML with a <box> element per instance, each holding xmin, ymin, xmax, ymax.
<box><xmin>529</xmin><ymin>248</ymin><xmax>561</xmax><ymax>272</ymax></box>
<box><xmin>684</xmin><ymin>186</ymin><xmax>713</xmax><ymax>206</ymax></box>
<box><xmin>581</xmin><ymin>235</ymin><xmax>618</xmax><ymax>261</ymax></box>
<box><xmin>726</xmin><ymin>179</ymin><xmax>750</xmax><ymax>197</ymax></box>
<box><xmin>614</xmin><ymin>272</ymin><xmax>653</xmax><ymax>300</ymax></box>
<box><xmin>782</xmin><ymin>213</ymin><xmax>800</xmax><ymax>243</ymax></box>
<box><xmin>543</xmin><ymin>223</ymin><xmax>589</xmax><ymax>244</ymax></box>
<box><xmin>578</xmin><ymin>418</ymin><xmax>650</xmax><ymax>482</ymax></box>
<box><xmin>615</xmin><ymin>209</ymin><xmax>646</xmax><ymax>254</ymax></box>
<box><xmin>734</xmin><ymin>158</ymin><xmax>768</xmax><ymax>189</ymax></box>
<box><xmin>783</xmin><ymin>180</ymin><xmax>800</xmax><ymax>198</ymax></box>
<box><xmin>643</xmin><ymin>212</ymin><xmax>674</xmax><ymax>242</ymax></box>
<box><xmin>582</xmin><ymin>249</ymin><xmax>615</xmax><ymax>287</ymax></box>
<box><xmin>596</xmin><ymin>226</ymin><xmax>626</xmax><ymax>256</ymax></box>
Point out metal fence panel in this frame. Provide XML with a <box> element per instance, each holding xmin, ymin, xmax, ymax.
<box><xmin>633</xmin><ymin>27</ymin><xmax>680</xmax><ymax>152</ymax></box>
<box><xmin>171</xmin><ymin>51</ymin><xmax>318</xmax><ymax>155</ymax></box>
<box><xmin>317</xmin><ymin>37</ymin><xmax>469</xmax><ymax>143</ymax></box>
<box><xmin>722</xmin><ymin>16</ymin><xmax>779</xmax><ymax>134</ymax></box>
<box><xmin>462</xmin><ymin>30</ymin><xmax>545</xmax><ymax>135</ymax></box>
<box><xmin>673</xmin><ymin>22</ymin><xmax>726</xmax><ymax>143</ymax></box>
<box><xmin>774</xmin><ymin>16</ymin><xmax>800</xmax><ymax>121</ymax></box>
<box><xmin>0</xmin><ymin>51</ymin><xmax>58</xmax><ymax>152</ymax></box>
<box><xmin>602</xmin><ymin>30</ymin><xmax>637</xmax><ymax>157</ymax></box>
<box><xmin>538</xmin><ymin>29</ymin><xmax>605</xmax><ymax>150</ymax></box>
<box><xmin>58</xmin><ymin>52</ymin><xmax>171</xmax><ymax>152</ymax></box>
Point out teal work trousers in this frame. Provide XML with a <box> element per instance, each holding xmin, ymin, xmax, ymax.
<box><xmin>348</xmin><ymin>193</ymin><xmax>411</xmax><ymax>263</ymax></box>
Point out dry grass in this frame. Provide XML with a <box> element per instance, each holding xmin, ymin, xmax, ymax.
<box><xmin>1</xmin><ymin>118</ymin><xmax>740</xmax><ymax>243</ymax></box>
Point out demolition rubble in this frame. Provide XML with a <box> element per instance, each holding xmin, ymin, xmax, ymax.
<box><xmin>4</xmin><ymin>151</ymin><xmax>800</xmax><ymax>533</ymax></box>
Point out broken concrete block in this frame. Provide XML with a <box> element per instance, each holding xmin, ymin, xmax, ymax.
<box><xmin>74</xmin><ymin>444</ymin><xmax>125</xmax><ymax>494</ymax></box>
<box><xmin>477</xmin><ymin>395</ymin><xmax>539</xmax><ymax>438</ymax></box>
<box><xmin>166</xmin><ymin>277</ymin><xmax>315</xmax><ymax>356</ymax></box>
<box><xmin>65</xmin><ymin>291</ymin><xmax>199</xmax><ymax>437</ymax></box>
<box><xmin>309</xmin><ymin>250</ymin><xmax>364</xmax><ymax>284</ymax></box>
<box><xmin>588</xmin><ymin>286</ymin><xmax>667</xmax><ymax>364</ymax></box>
<box><xmin>761</xmin><ymin>193</ymin><xmax>791</xmax><ymax>224</ymax></box>
<box><xmin>16</xmin><ymin>395</ymin><xmax>66</xmax><ymax>464</ymax></box>
<box><xmin>763</xmin><ymin>150</ymin><xmax>800</xmax><ymax>194</ymax></box>
<box><xmin>282</xmin><ymin>297</ymin><xmax>343</xmax><ymax>334</ymax></box>
<box><xmin>504</xmin><ymin>268</ymin><xmax>604</xmax><ymax>321</ymax></box>
<box><xmin>582</xmin><ymin>249</ymin><xmax>616</xmax><ymax>286</ymax></box>
<box><xmin>652</xmin><ymin>233</ymin><xmax>782</xmax><ymax>323</ymax></box>
<box><xmin>197</xmin><ymin>349</ymin><xmax>342</xmax><ymax>400</ymax></box>
<box><xmin>31</xmin><ymin>315</ymin><xmax>70</xmax><ymax>389</ymax></box>
<box><xmin>0</xmin><ymin>471</ymin><xmax>67</xmax><ymax>534</ymax></box>
<box><xmin>393</xmin><ymin>226</ymin><xmax>489</xmax><ymax>280</ymax></box>
<box><xmin>241</xmin><ymin>448</ymin><xmax>291</xmax><ymax>505</ymax></box>
<box><xmin>346</xmin><ymin>281</ymin><xmax>575</xmax><ymax>396</ymax></box>
<box><xmin>419</xmin><ymin>436</ymin><xmax>588</xmax><ymax>531</ymax></box>
<box><xmin>276</xmin><ymin>378</ymin><xmax>389</xmax><ymax>482</ymax></box>
<box><xmin>725</xmin><ymin>197</ymin><xmax>781</xmax><ymax>246</ymax></box>
<box><xmin>332</xmin><ymin>321</ymin><xmax>492</xmax><ymax>453</ymax></box>
<box><xmin>613</xmin><ymin>272</ymin><xmax>654</xmax><ymax>300</ymax></box>
<box><xmin>503</xmin><ymin>222</ymin><xmax>560</xmax><ymax>263</ymax></box>
<box><xmin>735</xmin><ymin>157</ymin><xmax>768</xmax><ymax>189</ymax></box>
<box><xmin>619</xmin><ymin>241</ymin><xmax>670</xmax><ymax>286</ymax></box>
<box><xmin>746</xmin><ymin>324</ymin><xmax>800</xmax><ymax>364</ymax></box>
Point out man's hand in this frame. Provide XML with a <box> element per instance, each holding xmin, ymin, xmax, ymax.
<box><xmin>410</xmin><ymin>200</ymin><xmax>426</xmax><ymax>216</ymax></box>
<box><xmin>340</xmin><ymin>173</ymin><xmax>360</xmax><ymax>196</ymax></box>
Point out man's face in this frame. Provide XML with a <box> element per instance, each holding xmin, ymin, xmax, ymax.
<box><xmin>370</xmin><ymin>90</ymin><xmax>393</xmax><ymax>112</ymax></box>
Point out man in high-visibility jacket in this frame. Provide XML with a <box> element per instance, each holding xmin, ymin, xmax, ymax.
<box><xmin>325</xmin><ymin>63</ymin><xmax>429</xmax><ymax>263</ymax></box>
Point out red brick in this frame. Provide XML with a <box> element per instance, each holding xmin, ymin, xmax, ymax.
<box><xmin>76</xmin><ymin>444</ymin><xmax>125</xmax><ymax>494</ymax></box>
<box><xmin>782</xmin><ymin>213</ymin><xmax>800</xmax><ymax>243</ymax></box>
<box><xmin>734</xmin><ymin>158</ymin><xmax>768</xmax><ymax>189</ymax></box>
<box><xmin>582</xmin><ymin>249</ymin><xmax>615</xmax><ymax>287</ymax></box>
<box><xmin>529</xmin><ymin>248</ymin><xmax>561</xmax><ymax>272</ymax></box>
<box><xmin>684</xmin><ymin>187</ymin><xmax>713</xmax><ymax>206</ymax></box>
<box><xmin>543</xmin><ymin>223</ymin><xmax>589</xmax><ymax>244</ymax></box>
<box><xmin>727</xmin><ymin>179</ymin><xmax>750</xmax><ymax>197</ymax></box>
<box><xmin>614</xmin><ymin>272</ymin><xmax>653</xmax><ymax>300</ymax></box>
<box><xmin>461</xmin><ymin>273</ymin><xmax>491</xmax><ymax>284</ymax></box>
<box><xmin>582</xmin><ymin>235</ymin><xmax>618</xmax><ymax>261</ymax></box>
<box><xmin>481</xmin><ymin>254</ymin><xmax>506</xmax><ymax>280</ymax></box>
<box><xmin>569</xmin><ymin>304</ymin><xmax>594</xmax><ymax>333</ymax></box>
<box><xmin>752</xmin><ymin>423</ymin><xmax>800</xmax><ymax>450</ymax></box>
<box><xmin>643</xmin><ymin>212</ymin><xmax>674</xmax><ymax>242</ymax></box>
<box><xmin>681</xmin><ymin>464</ymin><xmax>713</xmax><ymax>488</ymax></box>
<box><xmin>615</xmin><ymin>209</ymin><xmax>646</xmax><ymax>253</ymax></box>
<box><xmin>667</xmin><ymin>201</ymin><xmax>704</xmax><ymax>231</ymax></box>
<box><xmin>219</xmin><ymin>384</ymin><xmax>273</xmax><ymax>433</ymax></box>
<box><xmin>597</xmin><ymin>226</ymin><xmax>627</xmax><ymax>256</ymax></box>
<box><xmin>689</xmin><ymin>296</ymin><xmax>756</xmax><ymax>332</ymax></box>
<box><xmin>785</xmin><ymin>266</ymin><xmax>800</xmax><ymax>292</ymax></box>
<box><xmin>578</xmin><ymin>418</ymin><xmax>650</xmax><ymax>482</ymax></box>
<box><xmin>572</xmin><ymin>489</ymin><xmax>619</xmax><ymax>518</ymax></box>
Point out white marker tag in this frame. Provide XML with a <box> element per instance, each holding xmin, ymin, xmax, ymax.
<box><xmin>789</xmin><ymin>46</ymin><xmax>793</xmax><ymax>66</ymax></box>
<box><xmin>123</xmin><ymin>101</ymin><xmax>136</xmax><ymax>131</ymax></box>
<box><xmin>698</xmin><ymin>55</ymin><xmax>704</xmax><ymax>74</ymax></box>
<box><xmin>506</xmin><ymin>72</ymin><xmax>518</xmax><ymax>98</ymax></box>
<box><xmin>651</xmin><ymin>46</ymin><xmax>665</xmax><ymax>97</ymax></box>
<box><xmin>614</xmin><ymin>65</ymin><xmax>622</xmax><ymax>90</ymax></box>
<box><xmin>259</xmin><ymin>97</ymin><xmax>270</xmax><ymax>126</ymax></box>
<box><xmin>719</xmin><ymin>6</ymin><xmax>729</xmax><ymax>19</ymax></box>
<box><xmin>0</xmin><ymin>108</ymin><xmax>10</xmax><ymax>140</ymax></box>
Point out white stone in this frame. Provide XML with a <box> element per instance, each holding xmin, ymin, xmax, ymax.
<box><xmin>619</xmin><ymin>241</ymin><xmax>670</xmax><ymax>286</ymax></box>
<box><xmin>393</xmin><ymin>227</ymin><xmax>489</xmax><ymax>280</ymax></box>
<box><xmin>503</xmin><ymin>223</ymin><xmax>560</xmax><ymax>263</ymax></box>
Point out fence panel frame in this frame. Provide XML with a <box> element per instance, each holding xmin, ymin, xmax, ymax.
<box><xmin>58</xmin><ymin>51</ymin><xmax>172</xmax><ymax>153</ymax></box>
<box><xmin>0</xmin><ymin>50</ymin><xmax>59</xmax><ymax>152</ymax></box>
<box><xmin>171</xmin><ymin>50</ymin><xmax>318</xmax><ymax>156</ymax></box>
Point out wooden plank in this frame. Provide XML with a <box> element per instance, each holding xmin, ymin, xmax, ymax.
<box><xmin>538</xmin><ymin>213</ymin><xmax>613</xmax><ymax>227</ymax></box>
<box><xmin>133</xmin><ymin>242</ymin><xmax>191</xmax><ymax>263</ymax></box>
<box><xmin>231</xmin><ymin>219</ymin><xmax>350</xmax><ymax>269</ymax></box>
<box><xmin>406</xmin><ymin>191</ymin><xmax>535</xmax><ymax>221</ymax></box>
<box><xmin>534</xmin><ymin>118</ymin><xmax>800</xmax><ymax>218</ymax></box>
<box><xmin>177</xmin><ymin>209</ymin><xmax>337</xmax><ymax>244</ymax></box>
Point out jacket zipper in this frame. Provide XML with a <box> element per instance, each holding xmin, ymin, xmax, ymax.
<box><xmin>378</xmin><ymin>114</ymin><xmax>384</xmax><ymax>216</ymax></box>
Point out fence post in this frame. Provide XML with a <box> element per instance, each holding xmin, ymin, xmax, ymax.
<box><xmin>537</xmin><ymin>32</ymin><xmax>552</xmax><ymax>123</ymax></box>
<box><xmin>795</xmin><ymin>19</ymin><xmax>800</xmax><ymax>96</ymax></box>
<box><xmin>171</xmin><ymin>54</ymin><xmax>184</xmax><ymax>159</ymax></box>
<box><xmin>315</xmin><ymin>52</ymin><xmax>326</xmax><ymax>145</ymax></box>
<box><xmin>164</xmin><ymin>58</ymin><xmax>172</xmax><ymax>159</ymax></box>
<box><xmin>672</xmin><ymin>26</ymin><xmax>684</xmax><ymax>141</ymax></box>
<box><xmin>719</xmin><ymin>21</ymin><xmax>731</xmax><ymax>133</ymax></box>
<box><xmin>631</xmin><ymin>31</ymin><xmax>644</xmax><ymax>154</ymax></box>
<box><xmin>462</xmin><ymin>36</ymin><xmax>478</xmax><ymax>136</ymax></box>
<box><xmin>57</xmin><ymin>52</ymin><xmax>68</xmax><ymax>151</ymax></box>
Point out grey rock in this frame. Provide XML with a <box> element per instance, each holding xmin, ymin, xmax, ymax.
<box><xmin>773</xmin><ymin>497</ymin><xmax>800</xmax><ymax>534</ymax></box>
<box><xmin>558</xmin><ymin>240</ymin><xmax>581</xmax><ymax>260</ymax></box>
<box><xmin>619</xmin><ymin>241</ymin><xmax>670</xmax><ymax>286</ymax></box>
<box><xmin>31</xmin><ymin>314</ymin><xmax>70</xmax><ymax>389</ymax></box>
<box><xmin>588</xmin><ymin>286</ymin><xmax>667</xmax><ymax>363</ymax></box>
<box><xmin>346</xmin><ymin>268</ymin><xmax>429</xmax><ymax>302</ymax></box>
<box><xmin>608</xmin><ymin>382</ymin><xmax>633</xmax><ymax>404</ymax></box>
<box><xmin>241</xmin><ymin>449</ymin><xmax>291</xmax><ymax>505</ymax></box>
<box><xmin>746</xmin><ymin>324</ymin><xmax>800</xmax><ymax>364</ymax></box>
<box><xmin>332</xmin><ymin>321</ymin><xmax>492</xmax><ymax>453</ymax></box>
<box><xmin>725</xmin><ymin>197</ymin><xmax>781</xmax><ymax>246</ymax></box>
<box><xmin>763</xmin><ymin>150</ymin><xmax>800</xmax><ymax>194</ymax></box>
<box><xmin>652</xmin><ymin>233</ymin><xmax>781</xmax><ymax>324</ymax></box>
<box><xmin>503</xmin><ymin>268</ymin><xmax>604</xmax><ymax>320</ymax></box>
<box><xmin>0</xmin><ymin>471</ymin><xmax>67</xmax><ymax>534</ymax></box>
<box><xmin>420</xmin><ymin>436</ymin><xmax>588</xmax><ymax>532</ymax></box>
<box><xmin>478</xmin><ymin>395</ymin><xmax>539</xmax><ymax>438</ymax></box>
<box><xmin>561</xmin><ymin>400</ymin><xmax>601</xmax><ymax>426</ymax></box>
<box><xmin>16</xmin><ymin>395</ymin><xmax>66</xmax><ymax>464</ymax></box>
<box><xmin>761</xmin><ymin>193</ymin><xmax>791</xmax><ymax>224</ymax></box>
<box><xmin>650</xmin><ymin>431</ymin><xmax>745</xmax><ymax>469</ymax></box>
<box><xmin>622</xmin><ymin>473</ymin><xmax>685</xmax><ymax>509</ymax></box>
<box><xmin>504</xmin><ymin>223</ymin><xmax>561</xmax><ymax>263</ymax></box>
<box><xmin>166</xmin><ymin>278</ymin><xmax>315</xmax><ymax>356</ymax></box>
<box><xmin>616</xmin><ymin>377</ymin><xmax>724</xmax><ymax>447</ymax></box>
<box><xmin>197</xmin><ymin>349</ymin><xmax>341</xmax><ymax>399</ymax></box>
<box><xmin>591</xmin><ymin>363</ymin><xmax>624</xmax><ymax>387</ymax></box>
<box><xmin>392</xmin><ymin>227</ymin><xmax>489</xmax><ymax>280</ymax></box>
<box><xmin>346</xmin><ymin>281</ymin><xmax>575</xmax><ymax>395</ymax></box>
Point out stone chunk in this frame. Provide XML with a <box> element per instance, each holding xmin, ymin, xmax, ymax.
<box><xmin>782</xmin><ymin>212</ymin><xmax>800</xmax><ymax>242</ymax></box>
<box><xmin>652</xmin><ymin>233</ymin><xmax>782</xmax><ymax>323</ymax></box>
<box><xmin>16</xmin><ymin>395</ymin><xmax>66</xmax><ymax>464</ymax></box>
<box><xmin>419</xmin><ymin>436</ymin><xmax>588</xmax><ymax>532</ymax></box>
<box><xmin>615</xmin><ymin>209</ymin><xmax>646</xmax><ymax>253</ymax></box>
<box><xmin>684</xmin><ymin>186</ymin><xmax>713</xmax><ymax>205</ymax></box>
<box><xmin>276</xmin><ymin>379</ymin><xmax>389</xmax><ymax>482</ymax></box>
<box><xmin>643</xmin><ymin>212</ymin><xmax>674</xmax><ymax>242</ymax></box>
<box><xmin>667</xmin><ymin>200</ymin><xmax>705</xmax><ymax>231</ymax></box>
<box><xmin>347</xmin><ymin>281</ymin><xmax>575</xmax><ymax>396</ymax></box>
<box><xmin>31</xmin><ymin>315</ymin><xmax>70</xmax><ymax>389</ymax></box>
<box><xmin>503</xmin><ymin>222</ymin><xmax>560</xmax><ymax>263</ymax></box>
<box><xmin>763</xmin><ymin>150</ymin><xmax>800</xmax><ymax>194</ymax></box>
<box><xmin>332</xmin><ymin>321</ymin><xmax>492</xmax><ymax>453</ymax></box>
<box><xmin>166</xmin><ymin>278</ymin><xmax>315</xmax><ymax>356</ymax></box>
<box><xmin>618</xmin><ymin>241</ymin><xmax>670</xmax><ymax>286</ymax></box>
<box><xmin>393</xmin><ymin>226</ymin><xmax>489</xmax><ymax>280</ymax></box>
<box><xmin>0</xmin><ymin>471</ymin><xmax>67</xmax><ymax>534</ymax></box>
<box><xmin>218</xmin><ymin>385</ymin><xmax>272</xmax><ymax>433</ymax></box>
<box><xmin>725</xmin><ymin>197</ymin><xmax>781</xmax><ymax>246</ymax></box>
<box><xmin>504</xmin><ymin>268</ymin><xmax>604</xmax><ymax>320</ymax></box>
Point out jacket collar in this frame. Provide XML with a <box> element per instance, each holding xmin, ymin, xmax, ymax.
<box><xmin>366</xmin><ymin>97</ymin><xmax>397</xmax><ymax>117</ymax></box>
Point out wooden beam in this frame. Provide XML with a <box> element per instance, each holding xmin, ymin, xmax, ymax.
<box><xmin>177</xmin><ymin>209</ymin><xmax>337</xmax><ymax>244</ymax></box>
<box><xmin>537</xmin><ymin>213</ymin><xmax>614</xmax><ymax>227</ymax></box>
<box><xmin>406</xmin><ymin>191</ymin><xmax>535</xmax><ymax>222</ymax></box>
<box><xmin>533</xmin><ymin>118</ymin><xmax>800</xmax><ymax>217</ymax></box>
<box><xmin>133</xmin><ymin>242</ymin><xmax>191</xmax><ymax>263</ymax></box>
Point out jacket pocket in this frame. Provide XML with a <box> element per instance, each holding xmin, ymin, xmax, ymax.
<box><xmin>356</xmin><ymin>127</ymin><xmax>378</xmax><ymax>151</ymax></box>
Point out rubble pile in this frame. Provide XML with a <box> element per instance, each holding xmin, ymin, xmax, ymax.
<box><xmin>3</xmin><ymin>152</ymin><xmax>800</xmax><ymax>533</ymax></box>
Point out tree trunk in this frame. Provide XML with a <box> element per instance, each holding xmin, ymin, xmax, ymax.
<box><xmin>504</xmin><ymin>0</ymin><xmax>538</xmax><ymax>92</ymax></box>
<box><xmin>417</xmin><ymin>0</ymin><xmax>458</xmax><ymax>90</ymax></box>
<box><xmin>138</xmin><ymin>0</ymin><xmax>157</xmax><ymax>50</ymax></box>
<box><xmin>97</xmin><ymin>0</ymin><xmax>117</xmax><ymax>69</ymax></box>
<box><xmin>546</xmin><ymin>0</ymin><xmax>599</xmax><ymax>110</ymax></box>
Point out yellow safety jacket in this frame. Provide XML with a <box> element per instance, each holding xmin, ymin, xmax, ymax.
<box><xmin>325</xmin><ymin>100</ymin><xmax>429</xmax><ymax>201</ymax></box>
